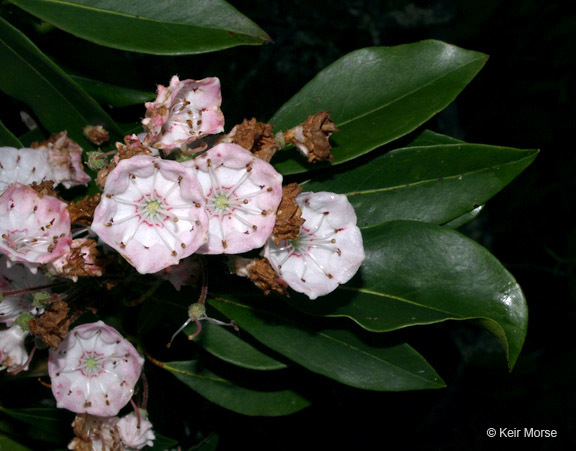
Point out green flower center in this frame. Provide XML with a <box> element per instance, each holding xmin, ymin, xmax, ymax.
<box><xmin>145</xmin><ymin>200</ymin><xmax>162</xmax><ymax>216</ymax></box>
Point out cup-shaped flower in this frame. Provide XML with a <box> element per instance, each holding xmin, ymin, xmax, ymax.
<box><xmin>0</xmin><ymin>324</ymin><xmax>29</xmax><ymax>372</ymax></box>
<box><xmin>48</xmin><ymin>321</ymin><xmax>144</xmax><ymax>417</ymax></box>
<box><xmin>187</xmin><ymin>143</ymin><xmax>283</xmax><ymax>254</ymax></box>
<box><xmin>0</xmin><ymin>255</ymin><xmax>49</xmax><ymax>324</ymax></box>
<box><xmin>0</xmin><ymin>147</ymin><xmax>54</xmax><ymax>193</ymax></box>
<box><xmin>117</xmin><ymin>410</ymin><xmax>155</xmax><ymax>450</ymax></box>
<box><xmin>0</xmin><ymin>183</ymin><xmax>72</xmax><ymax>272</ymax></box>
<box><xmin>264</xmin><ymin>191</ymin><xmax>365</xmax><ymax>299</ymax></box>
<box><xmin>142</xmin><ymin>76</ymin><xmax>224</xmax><ymax>152</ymax></box>
<box><xmin>91</xmin><ymin>155</ymin><xmax>209</xmax><ymax>274</ymax></box>
<box><xmin>37</xmin><ymin>131</ymin><xmax>91</xmax><ymax>189</ymax></box>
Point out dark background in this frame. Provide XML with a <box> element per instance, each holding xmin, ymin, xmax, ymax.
<box><xmin>2</xmin><ymin>0</ymin><xmax>575</xmax><ymax>449</ymax></box>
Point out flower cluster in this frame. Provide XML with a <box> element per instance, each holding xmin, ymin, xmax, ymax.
<box><xmin>0</xmin><ymin>74</ymin><xmax>364</xmax><ymax>448</ymax></box>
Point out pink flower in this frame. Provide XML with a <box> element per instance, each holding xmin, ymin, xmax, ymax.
<box><xmin>48</xmin><ymin>321</ymin><xmax>144</xmax><ymax>417</ymax></box>
<box><xmin>91</xmin><ymin>155</ymin><xmax>208</xmax><ymax>274</ymax></box>
<box><xmin>142</xmin><ymin>76</ymin><xmax>225</xmax><ymax>152</ymax></box>
<box><xmin>0</xmin><ymin>147</ymin><xmax>54</xmax><ymax>193</ymax></box>
<box><xmin>187</xmin><ymin>143</ymin><xmax>283</xmax><ymax>254</ymax></box>
<box><xmin>117</xmin><ymin>411</ymin><xmax>155</xmax><ymax>450</ymax></box>
<box><xmin>0</xmin><ymin>183</ymin><xmax>71</xmax><ymax>273</ymax></box>
<box><xmin>0</xmin><ymin>255</ymin><xmax>49</xmax><ymax>324</ymax></box>
<box><xmin>264</xmin><ymin>192</ymin><xmax>365</xmax><ymax>299</ymax></box>
<box><xmin>0</xmin><ymin>325</ymin><xmax>29</xmax><ymax>372</ymax></box>
<box><xmin>40</xmin><ymin>131</ymin><xmax>91</xmax><ymax>189</ymax></box>
<box><xmin>46</xmin><ymin>238</ymin><xmax>104</xmax><ymax>282</ymax></box>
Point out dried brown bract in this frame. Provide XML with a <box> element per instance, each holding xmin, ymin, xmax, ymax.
<box><xmin>221</xmin><ymin>118</ymin><xmax>281</xmax><ymax>162</ymax></box>
<box><xmin>285</xmin><ymin>110</ymin><xmax>338</xmax><ymax>163</ymax></box>
<box><xmin>83</xmin><ymin>125</ymin><xmax>110</xmax><ymax>146</ymax></box>
<box><xmin>96</xmin><ymin>135</ymin><xmax>152</xmax><ymax>189</ymax></box>
<box><xmin>29</xmin><ymin>180</ymin><xmax>58</xmax><ymax>198</ymax></box>
<box><xmin>68</xmin><ymin>193</ymin><xmax>101</xmax><ymax>226</ymax></box>
<box><xmin>29</xmin><ymin>299</ymin><xmax>71</xmax><ymax>349</ymax></box>
<box><xmin>273</xmin><ymin>182</ymin><xmax>305</xmax><ymax>245</ymax></box>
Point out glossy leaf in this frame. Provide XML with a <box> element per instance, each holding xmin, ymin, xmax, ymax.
<box><xmin>409</xmin><ymin>129</ymin><xmax>464</xmax><ymax>146</ymax></box>
<box><xmin>0</xmin><ymin>17</ymin><xmax>122</xmax><ymax>146</ymax></box>
<box><xmin>210</xmin><ymin>297</ymin><xmax>445</xmax><ymax>391</ymax></box>
<box><xmin>287</xmin><ymin>221</ymin><xmax>528</xmax><ymax>369</ymax></box>
<box><xmin>0</xmin><ymin>407</ymin><xmax>70</xmax><ymax>444</ymax></box>
<box><xmin>71</xmin><ymin>75</ymin><xmax>155</xmax><ymax>107</ymax></box>
<box><xmin>0</xmin><ymin>120</ymin><xmax>23</xmax><ymax>147</ymax></box>
<box><xmin>270</xmin><ymin>40</ymin><xmax>488</xmax><ymax>174</ymax></box>
<box><xmin>159</xmin><ymin>359</ymin><xmax>310</xmax><ymax>416</ymax></box>
<box><xmin>303</xmin><ymin>142</ymin><xmax>538</xmax><ymax>228</ymax></box>
<box><xmin>149</xmin><ymin>434</ymin><xmax>179</xmax><ymax>451</ymax></box>
<box><xmin>0</xmin><ymin>433</ymin><xmax>33</xmax><ymax>451</ymax></box>
<box><xmin>189</xmin><ymin>432</ymin><xmax>219</xmax><ymax>451</ymax></box>
<box><xmin>192</xmin><ymin>321</ymin><xmax>288</xmax><ymax>371</ymax></box>
<box><xmin>11</xmin><ymin>0</ymin><xmax>271</xmax><ymax>55</ymax></box>
<box><xmin>443</xmin><ymin>205</ymin><xmax>484</xmax><ymax>228</ymax></box>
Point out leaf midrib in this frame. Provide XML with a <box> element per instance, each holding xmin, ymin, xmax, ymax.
<box><xmin>334</xmin><ymin>55</ymin><xmax>486</xmax><ymax>128</ymax></box>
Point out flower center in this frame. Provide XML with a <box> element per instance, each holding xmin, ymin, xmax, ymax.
<box><xmin>214</xmin><ymin>193</ymin><xmax>230</xmax><ymax>211</ymax></box>
<box><xmin>144</xmin><ymin>199</ymin><xmax>162</xmax><ymax>216</ymax></box>
<box><xmin>79</xmin><ymin>351</ymin><xmax>105</xmax><ymax>378</ymax></box>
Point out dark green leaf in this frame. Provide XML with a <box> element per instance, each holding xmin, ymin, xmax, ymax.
<box><xmin>149</xmin><ymin>434</ymin><xmax>179</xmax><ymax>451</ymax></box>
<box><xmin>0</xmin><ymin>120</ymin><xmax>23</xmax><ymax>147</ymax></box>
<box><xmin>0</xmin><ymin>433</ymin><xmax>33</xmax><ymax>451</ymax></box>
<box><xmin>0</xmin><ymin>407</ymin><xmax>70</xmax><ymax>445</ymax></box>
<box><xmin>160</xmin><ymin>359</ymin><xmax>310</xmax><ymax>416</ymax></box>
<box><xmin>270</xmin><ymin>40</ymin><xmax>488</xmax><ymax>174</ymax></box>
<box><xmin>303</xmin><ymin>142</ymin><xmax>538</xmax><ymax>228</ymax></box>
<box><xmin>0</xmin><ymin>17</ymin><xmax>122</xmax><ymax>146</ymax></box>
<box><xmin>189</xmin><ymin>432</ymin><xmax>219</xmax><ymax>451</ymax></box>
<box><xmin>443</xmin><ymin>205</ymin><xmax>484</xmax><ymax>228</ymax></box>
<box><xmin>409</xmin><ymin>129</ymin><xmax>464</xmax><ymax>146</ymax></box>
<box><xmin>287</xmin><ymin>221</ymin><xmax>528</xmax><ymax>369</ymax></box>
<box><xmin>71</xmin><ymin>75</ymin><xmax>154</xmax><ymax>107</ymax></box>
<box><xmin>193</xmin><ymin>321</ymin><xmax>288</xmax><ymax>371</ymax></box>
<box><xmin>210</xmin><ymin>297</ymin><xmax>445</xmax><ymax>391</ymax></box>
<box><xmin>11</xmin><ymin>0</ymin><xmax>271</xmax><ymax>55</ymax></box>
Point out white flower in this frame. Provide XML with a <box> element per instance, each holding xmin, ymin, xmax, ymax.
<box><xmin>117</xmin><ymin>410</ymin><xmax>155</xmax><ymax>450</ymax></box>
<box><xmin>264</xmin><ymin>191</ymin><xmax>365</xmax><ymax>299</ymax></box>
<box><xmin>0</xmin><ymin>147</ymin><xmax>53</xmax><ymax>193</ymax></box>
<box><xmin>142</xmin><ymin>75</ymin><xmax>225</xmax><ymax>152</ymax></box>
<box><xmin>0</xmin><ymin>255</ymin><xmax>49</xmax><ymax>325</ymax></box>
<box><xmin>0</xmin><ymin>324</ymin><xmax>29</xmax><ymax>372</ymax></box>
<box><xmin>91</xmin><ymin>155</ymin><xmax>208</xmax><ymax>274</ymax></box>
<box><xmin>187</xmin><ymin>143</ymin><xmax>283</xmax><ymax>254</ymax></box>
<box><xmin>39</xmin><ymin>131</ymin><xmax>91</xmax><ymax>189</ymax></box>
<box><xmin>49</xmin><ymin>321</ymin><xmax>144</xmax><ymax>417</ymax></box>
<box><xmin>0</xmin><ymin>183</ymin><xmax>72</xmax><ymax>273</ymax></box>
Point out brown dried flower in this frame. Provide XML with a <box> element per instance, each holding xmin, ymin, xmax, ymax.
<box><xmin>284</xmin><ymin>110</ymin><xmax>338</xmax><ymax>163</ymax></box>
<box><xmin>28</xmin><ymin>299</ymin><xmax>71</xmax><ymax>349</ymax></box>
<box><xmin>68</xmin><ymin>193</ymin><xmax>101</xmax><ymax>226</ymax></box>
<box><xmin>272</xmin><ymin>183</ymin><xmax>306</xmax><ymax>245</ymax></box>
<box><xmin>83</xmin><ymin>125</ymin><xmax>110</xmax><ymax>146</ymax></box>
<box><xmin>235</xmin><ymin>257</ymin><xmax>288</xmax><ymax>296</ymax></box>
<box><xmin>221</xmin><ymin>118</ymin><xmax>281</xmax><ymax>162</ymax></box>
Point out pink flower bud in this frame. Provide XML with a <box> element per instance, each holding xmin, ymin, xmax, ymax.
<box><xmin>142</xmin><ymin>76</ymin><xmax>225</xmax><ymax>152</ymax></box>
<box><xmin>264</xmin><ymin>191</ymin><xmax>365</xmax><ymax>299</ymax></box>
<box><xmin>91</xmin><ymin>155</ymin><xmax>208</xmax><ymax>274</ymax></box>
<box><xmin>0</xmin><ymin>183</ymin><xmax>71</xmax><ymax>273</ymax></box>
<box><xmin>117</xmin><ymin>410</ymin><xmax>155</xmax><ymax>450</ymax></box>
<box><xmin>186</xmin><ymin>143</ymin><xmax>283</xmax><ymax>254</ymax></box>
<box><xmin>48</xmin><ymin>321</ymin><xmax>144</xmax><ymax>417</ymax></box>
<box><xmin>0</xmin><ymin>325</ymin><xmax>29</xmax><ymax>372</ymax></box>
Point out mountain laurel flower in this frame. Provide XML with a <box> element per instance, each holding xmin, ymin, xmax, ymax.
<box><xmin>264</xmin><ymin>191</ymin><xmax>365</xmax><ymax>299</ymax></box>
<box><xmin>1</xmin><ymin>255</ymin><xmax>49</xmax><ymax>324</ymax></box>
<box><xmin>34</xmin><ymin>131</ymin><xmax>91</xmax><ymax>189</ymax></box>
<box><xmin>46</xmin><ymin>238</ymin><xmax>104</xmax><ymax>282</ymax></box>
<box><xmin>142</xmin><ymin>75</ymin><xmax>225</xmax><ymax>152</ymax></box>
<box><xmin>48</xmin><ymin>321</ymin><xmax>144</xmax><ymax>417</ymax></box>
<box><xmin>187</xmin><ymin>143</ymin><xmax>283</xmax><ymax>254</ymax></box>
<box><xmin>117</xmin><ymin>410</ymin><xmax>156</xmax><ymax>450</ymax></box>
<box><xmin>0</xmin><ymin>147</ymin><xmax>54</xmax><ymax>193</ymax></box>
<box><xmin>0</xmin><ymin>324</ymin><xmax>29</xmax><ymax>372</ymax></box>
<box><xmin>0</xmin><ymin>183</ymin><xmax>72</xmax><ymax>273</ymax></box>
<box><xmin>91</xmin><ymin>155</ymin><xmax>209</xmax><ymax>274</ymax></box>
